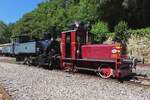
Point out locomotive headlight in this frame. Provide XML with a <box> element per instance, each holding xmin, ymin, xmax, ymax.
<box><xmin>112</xmin><ymin>49</ymin><xmax>117</xmax><ymax>54</ymax></box>
<box><xmin>117</xmin><ymin>50</ymin><xmax>121</xmax><ymax>53</ymax></box>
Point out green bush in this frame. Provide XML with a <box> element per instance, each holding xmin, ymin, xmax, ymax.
<box><xmin>90</xmin><ymin>21</ymin><xmax>109</xmax><ymax>43</ymax></box>
<box><xmin>113</xmin><ymin>21</ymin><xmax>130</xmax><ymax>42</ymax></box>
<box><xmin>130</xmin><ymin>27</ymin><xmax>150</xmax><ymax>39</ymax></box>
<box><xmin>114</xmin><ymin>21</ymin><xmax>150</xmax><ymax>40</ymax></box>
<box><xmin>114</xmin><ymin>21</ymin><xmax>128</xmax><ymax>33</ymax></box>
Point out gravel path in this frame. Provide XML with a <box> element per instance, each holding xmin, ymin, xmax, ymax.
<box><xmin>0</xmin><ymin>61</ymin><xmax>150</xmax><ymax>100</ymax></box>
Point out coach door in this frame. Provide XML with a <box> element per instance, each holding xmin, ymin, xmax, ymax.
<box><xmin>61</xmin><ymin>32</ymin><xmax>72</xmax><ymax>59</ymax></box>
<box><xmin>61</xmin><ymin>30</ymin><xmax>78</xmax><ymax>60</ymax></box>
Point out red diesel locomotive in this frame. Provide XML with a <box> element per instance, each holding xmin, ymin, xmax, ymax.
<box><xmin>58</xmin><ymin>23</ymin><xmax>137</xmax><ymax>79</ymax></box>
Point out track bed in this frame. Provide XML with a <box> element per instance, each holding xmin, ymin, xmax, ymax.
<box><xmin>0</xmin><ymin>57</ymin><xmax>150</xmax><ymax>100</ymax></box>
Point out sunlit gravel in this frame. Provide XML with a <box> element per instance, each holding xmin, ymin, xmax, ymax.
<box><xmin>0</xmin><ymin>61</ymin><xmax>150</xmax><ymax>100</ymax></box>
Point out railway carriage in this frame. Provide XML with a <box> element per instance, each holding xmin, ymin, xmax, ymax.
<box><xmin>1</xmin><ymin>43</ymin><xmax>13</xmax><ymax>56</ymax></box>
<box><xmin>0</xmin><ymin>33</ymin><xmax>59</xmax><ymax>66</ymax></box>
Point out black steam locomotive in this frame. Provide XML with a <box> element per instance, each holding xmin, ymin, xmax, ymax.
<box><xmin>1</xmin><ymin>33</ymin><xmax>59</xmax><ymax>68</ymax></box>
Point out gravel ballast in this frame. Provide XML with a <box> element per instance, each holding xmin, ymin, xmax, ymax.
<box><xmin>134</xmin><ymin>66</ymin><xmax>150</xmax><ymax>78</ymax></box>
<box><xmin>0</xmin><ymin>61</ymin><xmax>150</xmax><ymax>100</ymax></box>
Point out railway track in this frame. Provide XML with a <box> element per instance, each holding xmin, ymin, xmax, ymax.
<box><xmin>67</xmin><ymin>69</ymin><xmax>150</xmax><ymax>88</ymax></box>
<box><xmin>0</xmin><ymin>57</ymin><xmax>150</xmax><ymax>100</ymax></box>
<box><xmin>1</xmin><ymin>56</ymin><xmax>150</xmax><ymax>87</ymax></box>
<box><xmin>128</xmin><ymin>76</ymin><xmax>150</xmax><ymax>87</ymax></box>
<box><xmin>0</xmin><ymin>84</ymin><xmax>12</xmax><ymax>100</ymax></box>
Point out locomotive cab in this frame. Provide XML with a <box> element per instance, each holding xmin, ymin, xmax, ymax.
<box><xmin>61</xmin><ymin>23</ymin><xmax>93</xmax><ymax>60</ymax></box>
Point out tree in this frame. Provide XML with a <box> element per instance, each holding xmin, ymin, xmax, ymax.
<box><xmin>113</xmin><ymin>21</ymin><xmax>130</xmax><ymax>42</ymax></box>
<box><xmin>0</xmin><ymin>21</ymin><xmax>11</xmax><ymax>43</ymax></box>
<box><xmin>10</xmin><ymin>0</ymin><xmax>150</xmax><ymax>40</ymax></box>
<box><xmin>91</xmin><ymin>21</ymin><xmax>109</xmax><ymax>43</ymax></box>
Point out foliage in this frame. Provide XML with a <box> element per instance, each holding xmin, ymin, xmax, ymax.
<box><xmin>114</xmin><ymin>21</ymin><xmax>128</xmax><ymax>33</ymax></box>
<box><xmin>96</xmin><ymin>0</ymin><xmax>150</xmax><ymax>30</ymax></box>
<box><xmin>1</xmin><ymin>0</ymin><xmax>150</xmax><ymax>43</ymax></box>
<box><xmin>91</xmin><ymin>21</ymin><xmax>109</xmax><ymax>43</ymax></box>
<box><xmin>113</xmin><ymin>21</ymin><xmax>130</xmax><ymax>42</ymax></box>
<box><xmin>67</xmin><ymin>0</ymin><xmax>97</xmax><ymax>22</ymax></box>
<box><xmin>0</xmin><ymin>21</ymin><xmax>12</xmax><ymax>43</ymax></box>
<box><xmin>130</xmin><ymin>28</ymin><xmax>150</xmax><ymax>39</ymax></box>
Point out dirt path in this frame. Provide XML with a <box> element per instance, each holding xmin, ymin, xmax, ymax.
<box><xmin>0</xmin><ymin>56</ymin><xmax>16</xmax><ymax>64</ymax></box>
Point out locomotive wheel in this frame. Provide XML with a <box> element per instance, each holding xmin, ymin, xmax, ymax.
<box><xmin>98</xmin><ymin>66</ymin><xmax>113</xmax><ymax>79</ymax></box>
<box><xmin>26</xmin><ymin>57</ymin><xmax>32</xmax><ymax>66</ymax></box>
<box><xmin>24</xmin><ymin>57</ymin><xmax>32</xmax><ymax>66</ymax></box>
<box><xmin>38</xmin><ymin>56</ymin><xmax>45</xmax><ymax>67</ymax></box>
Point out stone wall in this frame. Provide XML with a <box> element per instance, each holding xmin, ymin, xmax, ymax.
<box><xmin>104</xmin><ymin>36</ymin><xmax>150</xmax><ymax>63</ymax></box>
<box><xmin>128</xmin><ymin>36</ymin><xmax>150</xmax><ymax>63</ymax></box>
